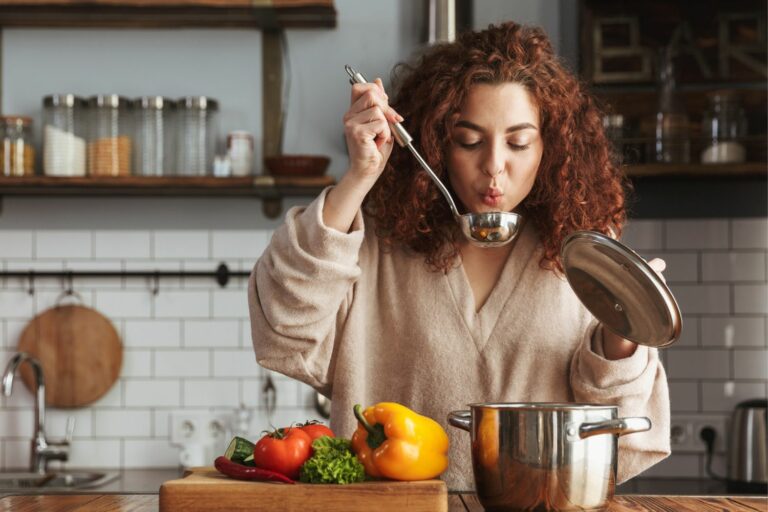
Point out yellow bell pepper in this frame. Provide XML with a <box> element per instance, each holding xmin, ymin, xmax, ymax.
<box><xmin>351</xmin><ymin>402</ymin><xmax>449</xmax><ymax>481</ymax></box>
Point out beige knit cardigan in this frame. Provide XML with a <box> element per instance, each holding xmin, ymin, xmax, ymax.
<box><xmin>248</xmin><ymin>188</ymin><xmax>670</xmax><ymax>490</ymax></box>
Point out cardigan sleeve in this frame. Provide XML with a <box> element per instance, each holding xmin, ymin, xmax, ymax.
<box><xmin>248</xmin><ymin>187</ymin><xmax>365</xmax><ymax>394</ymax></box>
<box><xmin>570</xmin><ymin>325</ymin><xmax>671</xmax><ymax>484</ymax></box>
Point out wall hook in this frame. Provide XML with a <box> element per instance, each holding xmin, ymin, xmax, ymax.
<box><xmin>151</xmin><ymin>272</ymin><xmax>160</xmax><ymax>296</ymax></box>
<box><xmin>27</xmin><ymin>271</ymin><xmax>35</xmax><ymax>296</ymax></box>
<box><xmin>216</xmin><ymin>263</ymin><xmax>230</xmax><ymax>287</ymax></box>
<box><xmin>65</xmin><ymin>271</ymin><xmax>74</xmax><ymax>296</ymax></box>
<box><xmin>55</xmin><ymin>272</ymin><xmax>83</xmax><ymax>306</ymax></box>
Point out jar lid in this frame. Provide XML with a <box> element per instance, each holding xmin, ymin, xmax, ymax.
<box><xmin>227</xmin><ymin>130</ymin><xmax>253</xmax><ymax>140</ymax></box>
<box><xmin>134</xmin><ymin>96</ymin><xmax>175</xmax><ymax>110</ymax></box>
<box><xmin>88</xmin><ymin>94</ymin><xmax>131</xmax><ymax>108</ymax></box>
<box><xmin>43</xmin><ymin>94</ymin><xmax>86</xmax><ymax>108</ymax></box>
<box><xmin>178</xmin><ymin>96</ymin><xmax>219</xmax><ymax>111</ymax></box>
<box><xmin>0</xmin><ymin>115</ymin><xmax>32</xmax><ymax>127</ymax></box>
<box><xmin>561</xmin><ymin>230</ymin><xmax>682</xmax><ymax>348</ymax></box>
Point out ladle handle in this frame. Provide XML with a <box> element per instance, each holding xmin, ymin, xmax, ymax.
<box><xmin>343</xmin><ymin>65</ymin><xmax>461</xmax><ymax>218</ymax></box>
<box><xmin>345</xmin><ymin>65</ymin><xmax>413</xmax><ymax>148</ymax></box>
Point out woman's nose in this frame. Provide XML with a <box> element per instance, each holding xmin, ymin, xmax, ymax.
<box><xmin>480</xmin><ymin>143</ymin><xmax>506</xmax><ymax>177</ymax></box>
<box><xmin>481</xmin><ymin>167</ymin><xmax>504</xmax><ymax>177</ymax></box>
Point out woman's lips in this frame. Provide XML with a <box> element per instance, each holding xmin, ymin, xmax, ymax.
<box><xmin>481</xmin><ymin>189</ymin><xmax>503</xmax><ymax>207</ymax></box>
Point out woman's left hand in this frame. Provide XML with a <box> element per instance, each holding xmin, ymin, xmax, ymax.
<box><xmin>601</xmin><ymin>257</ymin><xmax>667</xmax><ymax>360</ymax></box>
<box><xmin>646</xmin><ymin>257</ymin><xmax>667</xmax><ymax>281</ymax></box>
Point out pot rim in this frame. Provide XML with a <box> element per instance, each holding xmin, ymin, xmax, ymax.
<box><xmin>467</xmin><ymin>402</ymin><xmax>618</xmax><ymax>411</ymax></box>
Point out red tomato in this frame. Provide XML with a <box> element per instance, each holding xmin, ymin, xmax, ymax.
<box><xmin>252</xmin><ymin>427</ymin><xmax>312</xmax><ymax>479</ymax></box>
<box><xmin>299</xmin><ymin>421</ymin><xmax>335</xmax><ymax>441</ymax></box>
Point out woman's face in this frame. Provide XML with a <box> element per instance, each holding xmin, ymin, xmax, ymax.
<box><xmin>446</xmin><ymin>82</ymin><xmax>543</xmax><ymax>215</ymax></box>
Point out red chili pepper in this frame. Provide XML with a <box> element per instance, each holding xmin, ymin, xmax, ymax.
<box><xmin>214</xmin><ymin>456</ymin><xmax>295</xmax><ymax>484</ymax></box>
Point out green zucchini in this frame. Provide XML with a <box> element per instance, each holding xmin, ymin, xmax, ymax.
<box><xmin>224</xmin><ymin>436</ymin><xmax>255</xmax><ymax>465</ymax></box>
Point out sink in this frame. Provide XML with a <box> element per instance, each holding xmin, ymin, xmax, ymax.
<box><xmin>0</xmin><ymin>471</ymin><xmax>119</xmax><ymax>491</ymax></box>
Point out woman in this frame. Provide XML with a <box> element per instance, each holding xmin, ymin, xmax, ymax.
<box><xmin>248</xmin><ymin>22</ymin><xmax>670</xmax><ymax>489</ymax></box>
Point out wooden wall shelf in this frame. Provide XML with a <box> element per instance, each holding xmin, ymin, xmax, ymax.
<box><xmin>0</xmin><ymin>0</ymin><xmax>336</xmax><ymax>28</ymax></box>
<box><xmin>0</xmin><ymin>175</ymin><xmax>335</xmax><ymax>218</ymax></box>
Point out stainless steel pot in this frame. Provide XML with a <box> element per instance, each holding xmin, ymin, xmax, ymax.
<box><xmin>448</xmin><ymin>403</ymin><xmax>651</xmax><ymax>512</ymax></box>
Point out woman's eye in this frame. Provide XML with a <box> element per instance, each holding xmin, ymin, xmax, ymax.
<box><xmin>509</xmin><ymin>142</ymin><xmax>530</xmax><ymax>151</ymax></box>
<box><xmin>458</xmin><ymin>140</ymin><xmax>481</xmax><ymax>149</ymax></box>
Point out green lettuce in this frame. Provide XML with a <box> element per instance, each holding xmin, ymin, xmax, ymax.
<box><xmin>299</xmin><ymin>436</ymin><xmax>366</xmax><ymax>484</ymax></box>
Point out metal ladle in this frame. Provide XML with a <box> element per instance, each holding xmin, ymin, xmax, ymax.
<box><xmin>345</xmin><ymin>65</ymin><xmax>523</xmax><ymax>247</ymax></box>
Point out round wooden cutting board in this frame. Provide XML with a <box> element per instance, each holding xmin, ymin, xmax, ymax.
<box><xmin>17</xmin><ymin>304</ymin><xmax>123</xmax><ymax>408</ymax></box>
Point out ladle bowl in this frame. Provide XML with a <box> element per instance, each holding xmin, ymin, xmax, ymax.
<box><xmin>345</xmin><ymin>65</ymin><xmax>524</xmax><ymax>248</ymax></box>
<box><xmin>461</xmin><ymin>211</ymin><xmax>523</xmax><ymax>247</ymax></box>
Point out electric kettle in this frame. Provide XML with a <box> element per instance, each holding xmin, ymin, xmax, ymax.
<box><xmin>728</xmin><ymin>399</ymin><xmax>767</xmax><ymax>493</ymax></box>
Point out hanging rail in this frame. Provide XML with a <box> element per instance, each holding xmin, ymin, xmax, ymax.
<box><xmin>1</xmin><ymin>263</ymin><xmax>250</xmax><ymax>292</ymax></box>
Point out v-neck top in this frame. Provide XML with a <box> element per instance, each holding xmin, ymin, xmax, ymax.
<box><xmin>446</xmin><ymin>225</ymin><xmax>535</xmax><ymax>354</ymax></box>
<box><xmin>249</xmin><ymin>187</ymin><xmax>670</xmax><ymax>491</ymax></box>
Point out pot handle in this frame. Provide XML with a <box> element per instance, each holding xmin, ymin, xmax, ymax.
<box><xmin>568</xmin><ymin>417</ymin><xmax>651</xmax><ymax>441</ymax></box>
<box><xmin>448</xmin><ymin>410</ymin><xmax>471</xmax><ymax>432</ymax></box>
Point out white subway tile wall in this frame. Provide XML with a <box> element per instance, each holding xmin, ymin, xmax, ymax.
<box><xmin>0</xmin><ymin>232</ymin><xmax>33</xmax><ymax>258</ymax></box>
<box><xmin>627</xmin><ymin>218</ymin><xmax>767</xmax><ymax>478</ymax></box>
<box><xmin>0</xmin><ymin>220</ymin><xmax>765</xmax><ymax>477</ymax></box>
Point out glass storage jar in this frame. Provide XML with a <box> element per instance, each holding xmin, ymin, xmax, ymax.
<box><xmin>652</xmin><ymin>49</ymin><xmax>690</xmax><ymax>164</ymax></box>
<box><xmin>0</xmin><ymin>116</ymin><xmax>35</xmax><ymax>177</ymax></box>
<box><xmin>87</xmin><ymin>94</ymin><xmax>133</xmax><ymax>176</ymax></box>
<box><xmin>43</xmin><ymin>94</ymin><xmax>87</xmax><ymax>176</ymax></box>
<box><xmin>700</xmin><ymin>90</ymin><xmax>748</xmax><ymax>164</ymax></box>
<box><xmin>133</xmin><ymin>96</ymin><xmax>175</xmax><ymax>176</ymax></box>
<box><xmin>176</xmin><ymin>96</ymin><xmax>219</xmax><ymax>176</ymax></box>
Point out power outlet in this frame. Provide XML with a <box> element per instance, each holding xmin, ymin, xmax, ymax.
<box><xmin>170</xmin><ymin>412</ymin><xmax>229</xmax><ymax>447</ymax></box>
<box><xmin>669</xmin><ymin>414</ymin><xmax>729</xmax><ymax>454</ymax></box>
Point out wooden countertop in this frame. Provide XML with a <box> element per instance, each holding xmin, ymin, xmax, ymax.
<box><xmin>1</xmin><ymin>493</ymin><xmax>766</xmax><ymax>511</ymax></box>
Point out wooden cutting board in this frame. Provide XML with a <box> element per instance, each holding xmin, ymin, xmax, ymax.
<box><xmin>17</xmin><ymin>304</ymin><xmax>123</xmax><ymax>408</ymax></box>
<box><xmin>159</xmin><ymin>467</ymin><xmax>448</xmax><ymax>512</ymax></box>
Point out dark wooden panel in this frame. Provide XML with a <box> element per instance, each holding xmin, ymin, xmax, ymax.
<box><xmin>627</xmin><ymin>173</ymin><xmax>767</xmax><ymax>218</ymax></box>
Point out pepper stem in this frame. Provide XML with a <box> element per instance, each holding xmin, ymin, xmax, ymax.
<box><xmin>353</xmin><ymin>404</ymin><xmax>387</xmax><ymax>450</ymax></box>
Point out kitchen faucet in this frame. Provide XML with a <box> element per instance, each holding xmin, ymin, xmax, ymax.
<box><xmin>2</xmin><ymin>352</ymin><xmax>73</xmax><ymax>473</ymax></box>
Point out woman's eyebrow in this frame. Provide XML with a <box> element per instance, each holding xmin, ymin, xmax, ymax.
<box><xmin>455</xmin><ymin>120</ymin><xmax>538</xmax><ymax>133</ymax></box>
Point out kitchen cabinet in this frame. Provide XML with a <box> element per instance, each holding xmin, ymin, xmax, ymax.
<box><xmin>579</xmin><ymin>0</ymin><xmax>767</xmax><ymax>218</ymax></box>
<box><xmin>1</xmin><ymin>493</ymin><xmax>766</xmax><ymax>511</ymax></box>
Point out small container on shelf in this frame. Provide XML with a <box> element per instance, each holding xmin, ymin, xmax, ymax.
<box><xmin>42</xmin><ymin>94</ymin><xmax>87</xmax><ymax>177</ymax></box>
<box><xmin>700</xmin><ymin>90</ymin><xmax>748</xmax><ymax>164</ymax></box>
<box><xmin>0</xmin><ymin>116</ymin><xmax>35</xmax><ymax>177</ymax></box>
<box><xmin>227</xmin><ymin>130</ymin><xmax>254</xmax><ymax>176</ymax></box>
<box><xmin>87</xmin><ymin>94</ymin><xmax>133</xmax><ymax>177</ymax></box>
<box><xmin>176</xmin><ymin>96</ymin><xmax>219</xmax><ymax>176</ymax></box>
<box><xmin>133</xmin><ymin>96</ymin><xmax>176</xmax><ymax>176</ymax></box>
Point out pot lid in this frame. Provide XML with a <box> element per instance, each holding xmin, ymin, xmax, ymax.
<box><xmin>561</xmin><ymin>231</ymin><xmax>682</xmax><ymax>348</ymax></box>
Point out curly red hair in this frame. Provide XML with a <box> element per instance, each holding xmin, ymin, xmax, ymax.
<box><xmin>364</xmin><ymin>21</ymin><xmax>627</xmax><ymax>273</ymax></box>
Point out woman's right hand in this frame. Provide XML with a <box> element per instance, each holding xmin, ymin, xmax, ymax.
<box><xmin>343</xmin><ymin>78</ymin><xmax>404</xmax><ymax>182</ymax></box>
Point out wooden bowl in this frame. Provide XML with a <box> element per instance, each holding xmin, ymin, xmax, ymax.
<box><xmin>264</xmin><ymin>155</ymin><xmax>330</xmax><ymax>177</ymax></box>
